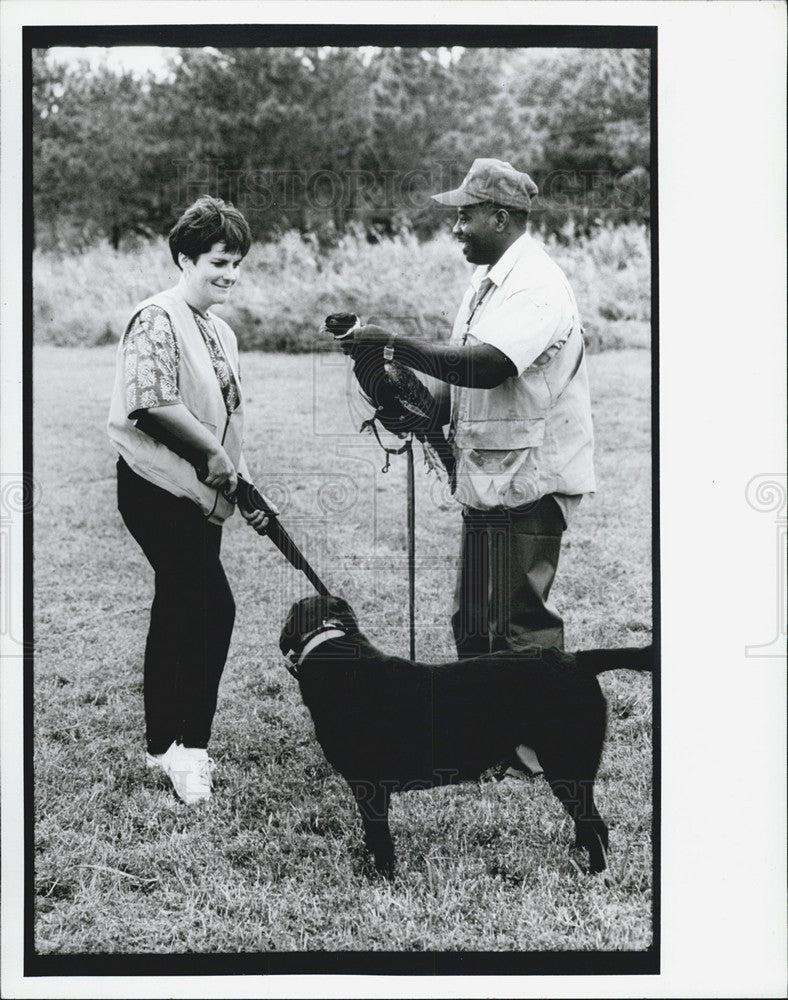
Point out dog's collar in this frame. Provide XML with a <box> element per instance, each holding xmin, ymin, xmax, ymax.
<box><xmin>284</xmin><ymin>619</ymin><xmax>348</xmax><ymax>678</ymax></box>
<box><xmin>298</xmin><ymin>628</ymin><xmax>347</xmax><ymax>664</ymax></box>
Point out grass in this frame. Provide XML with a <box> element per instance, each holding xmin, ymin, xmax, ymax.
<box><xmin>32</xmin><ymin>224</ymin><xmax>651</xmax><ymax>353</ymax></box>
<box><xmin>33</xmin><ymin>343</ymin><xmax>652</xmax><ymax>955</ymax></box>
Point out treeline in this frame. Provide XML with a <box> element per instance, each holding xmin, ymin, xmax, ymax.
<box><xmin>32</xmin><ymin>46</ymin><xmax>650</xmax><ymax>250</ymax></box>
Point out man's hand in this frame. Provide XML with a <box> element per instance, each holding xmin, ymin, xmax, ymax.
<box><xmin>320</xmin><ymin>313</ymin><xmax>361</xmax><ymax>355</ymax></box>
<box><xmin>320</xmin><ymin>314</ymin><xmax>394</xmax><ymax>357</ymax></box>
<box><xmin>346</xmin><ymin>324</ymin><xmax>391</xmax><ymax>347</ymax></box>
<box><xmin>336</xmin><ymin>323</ymin><xmax>393</xmax><ymax>358</ymax></box>
<box><xmin>322</xmin><ymin>314</ymin><xmax>515</xmax><ymax>388</ymax></box>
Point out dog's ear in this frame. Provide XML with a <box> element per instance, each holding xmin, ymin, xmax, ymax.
<box><xmin>327</xmin><ymin>595</ymin><xmax>357</xmax><ymax>631</ymax></box>
<box><xmin>279</xmin><ymin>596</ymin><xmax>320</xmax><ymax>655</ymax></box>
<box><xmin>326</xmin><ymin>595</ymin><xmax>345</xmax><ymax>616</ymax></box>
<box><xmin>298</xmin><ymin>596</ymin><xmax>324</xmax><ymax>635</ymax></box>
<box><xmin>278</xmin><ymin>599</ymin><xmax>302</xmax><ymax>655</ymax></box>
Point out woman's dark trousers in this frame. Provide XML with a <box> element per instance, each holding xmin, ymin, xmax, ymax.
<box><xmin>117</xmin><ymin>458</ymin><xmax>235</xmax><ymax>755</ymax></box>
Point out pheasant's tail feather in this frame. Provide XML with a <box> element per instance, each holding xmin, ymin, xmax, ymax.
<box><xmin>418</xmin><ymin>432</ymin><xmax>456</xmax><ymax>484</ymax></box>
<box><xmin>399</xmin><ymin>397</ymin><xmax>433</xmax><ymax>423</ymax></box>
<box><xmin>420</xmin><ymin>440</ymin><xmax>442</xmax><ymax>475</ymax></box>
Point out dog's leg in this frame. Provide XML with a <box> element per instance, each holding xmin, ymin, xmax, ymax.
<box><xmin>546</xmin><ymin>776</ymin><xmax>609</xmax><ymax>874</ymax></box>
<box><xmin>348</xmin><ymin>780</ymin><xmax>395</xmax><ymax>877</ymax></box>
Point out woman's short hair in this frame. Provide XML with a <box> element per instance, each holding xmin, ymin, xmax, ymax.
<box><xmin>168</xmin><ymin>196</ymin><xmax>252</xmax><ymax>267</ymax></box>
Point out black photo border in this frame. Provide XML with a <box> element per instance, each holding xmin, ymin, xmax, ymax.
<box><xmin>21</xmin><ymin>20</ymin><xmax>659</xmax><ymax>979</ymax></box>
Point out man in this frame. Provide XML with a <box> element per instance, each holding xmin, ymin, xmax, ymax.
<box><xmin>346</xmin><ymin>158</ymin><xmax>595</xmax><ymax>775</ymax></box>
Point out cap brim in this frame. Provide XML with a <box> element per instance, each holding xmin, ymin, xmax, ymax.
<box><xmin>431</xmin><ymin>189</ymin><xmax>485</xmax><ymax>207</ymax></box>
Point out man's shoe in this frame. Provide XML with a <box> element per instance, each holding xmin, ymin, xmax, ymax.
<box><xmin>502</xmin><ymin>744</ymin><xmax>544</xmax><ymax>780</ymax></box>
<box><xmin>151</xmin><ymin>743</ymin><xmax>215</xmax><ymax>804</ymax></box>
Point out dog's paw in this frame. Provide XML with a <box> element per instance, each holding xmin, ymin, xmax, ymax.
<box><xmin>373</xmin><ymin>854</ymin><xmax>396</xmax><ymax>880</ymax></box>
<box><xmin>358</xmin><ymin>855</ymin><xmax>396</xmax><ymax>881</ymax></box>
<box><xmin>568</xmin><ymin>842</ymin><xmax>609</xmax><ymax>878</ymax></box>
<box><xmin>352</xmin><ymin>843</ymin><xmax>396</xmax><ymax>880</ymax></box>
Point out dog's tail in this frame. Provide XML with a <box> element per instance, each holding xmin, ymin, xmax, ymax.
<box><xmin>576</xmin><ymin>645</ymin><xmax>653</xmax><ymax>676</ymax></box>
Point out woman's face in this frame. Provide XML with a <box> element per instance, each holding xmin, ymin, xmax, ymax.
<box><xmin>179</xmin><ymin>242</ymin><xmax>243</xmax><ymax>312</ymax></box>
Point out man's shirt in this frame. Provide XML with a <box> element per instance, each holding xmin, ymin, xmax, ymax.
<box><xmin>451</xmin><ymin>232</ymin><xmax>577</xmax><ymax>371</ymax></box>
<box><xmin>449</xmin><ymin>232</ymin><xmax>595</xmax><ymax>513</ymax></box>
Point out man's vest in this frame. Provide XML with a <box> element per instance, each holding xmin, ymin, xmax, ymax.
<box><xmin>450</xmin><ymin>244</ymin><xmax>596</xmax><ymax>510</ymax></box>
<box><xmin>107</xmin><ymin>287</ymin><xmax>245</xmax><ymax>524</ymax></box>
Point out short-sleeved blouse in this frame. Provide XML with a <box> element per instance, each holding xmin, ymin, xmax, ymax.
<box><xmin>123</xmin><ymin>304</ymin><xmax>240</xmax><ymax>418</ymax></box>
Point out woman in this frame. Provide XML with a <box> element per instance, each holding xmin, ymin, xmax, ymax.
<box><xmin>108</xmin><ymin>196</ymin><xmax>270</xmax><ymax>805</ymax></box>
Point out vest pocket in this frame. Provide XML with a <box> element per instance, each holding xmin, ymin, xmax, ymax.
<box><xmin>190</xmin><ymin>412</ymin><xmax>219</xmax><ymax>436</ymax></box>
<box><xmin>454</xmin><ymin>416</ymin><xmax>545</xmax><ymax>451</ymax></box>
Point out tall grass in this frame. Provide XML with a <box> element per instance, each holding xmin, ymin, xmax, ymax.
<box><xmin>33</xmin><ymin>225</ymin><xmax>651</xmax><ymax>352</ymax></box>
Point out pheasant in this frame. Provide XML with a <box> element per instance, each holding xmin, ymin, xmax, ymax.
<box><xmin>324</xmin><ymin>313</ymin><xmax>455</xmax><ymax>486</ymax></box>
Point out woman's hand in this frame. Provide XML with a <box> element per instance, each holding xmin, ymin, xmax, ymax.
<box><xmin>239</xmin><ymin>490</ymin><xmax>279</xmax><ymax>535</ymax></box>
<box><xmin>204</xmin><ymin>444</ymin><xmax>237</xmax><ymax>494</ymax></box>
<box><xmin>240</xmin><ymin>506</ymin><xmax>271</xmax><ymax>535</ymax></box>
<box><xmin>142</xmin><ymin>404</ymin><xmax>239</xmax><ymax>492</ymax></box>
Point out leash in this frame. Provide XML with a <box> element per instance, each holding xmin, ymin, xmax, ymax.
<box><xmin>134</xmin><ymin>414</ymin><xmax>331</xmax><ymax>596</ymax></box>
<box><xmin>360</xmin><ymin>414</ymin><xmax>410</xmax><ymax>474</ymax></box>
<box><xmin>232</xmin><ymin>477</ymin><xmax>331</xmax><ymax>597</ymax></box>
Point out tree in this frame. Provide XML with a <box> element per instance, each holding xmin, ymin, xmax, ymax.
<box><xmin>33</xmin><ymin>52</ymin><xmax>163</xmax><ymax>248</ymax></box>
<box><xmin>500</xmin><ymin>48</ymin><xmax>651</xmax><ymax>227</ymax></box>
<box><xmin>32</xmin><ymin>45</ymin><xmax>651</xmax><ymax>246</ymax></box>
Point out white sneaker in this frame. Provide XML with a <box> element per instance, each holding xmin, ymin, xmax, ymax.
<box><xmin>151</xmin><ymin>742</ymin><xmax>216</xmax><ymax>804</ymax></box>
<box><xmin>145</xmin><ymin>745</ymin><xmax>172</xmax><ymax>770</ymax></box>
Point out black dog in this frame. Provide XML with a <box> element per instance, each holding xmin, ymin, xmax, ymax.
<box><xmin>280</xmin><ymin>594</ymin><xmax>652</xmax><ymax>877</ymax></box>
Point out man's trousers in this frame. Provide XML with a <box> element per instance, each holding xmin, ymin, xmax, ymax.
<box><xmin>451</xmin><ymin>495</ymin><xmax>566</xmax><ymax>659</ymax></box>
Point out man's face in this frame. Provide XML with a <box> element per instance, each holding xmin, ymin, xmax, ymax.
<box><xmin>452</xmin><ymin>204</ymin><xmax>499</xmax><ymax>265</ymax></box>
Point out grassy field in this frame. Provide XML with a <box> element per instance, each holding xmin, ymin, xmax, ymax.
<box><xmin>33</xmin><ymin>342</ymin><xmax>652</xmax><ymax>955</ymax></box>
<box><xmin>33</xmin><ymin>224</ymin><xmax>651</xmax><ymax>354</ymax></box>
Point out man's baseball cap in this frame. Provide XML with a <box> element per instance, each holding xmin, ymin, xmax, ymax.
<box><xmin>432</xmin><ymin>158</ymin><xmax>538</xmax><ymax>211</ymax></box>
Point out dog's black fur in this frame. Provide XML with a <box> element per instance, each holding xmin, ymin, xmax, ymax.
<box><xmin>280</xmin><ymin>594</ymin><xmax>653</xmax><ymax>877</ymax></box>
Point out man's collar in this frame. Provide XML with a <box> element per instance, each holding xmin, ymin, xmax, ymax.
<box><xmin>470</xmin><ymin>232</ymin><xmax>535</xmax><ymax>291</ymax></box>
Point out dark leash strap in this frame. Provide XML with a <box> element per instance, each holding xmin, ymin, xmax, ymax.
<box><xmin>134</xmin><ymin>414</ymin><xmax>331</xmax><ymax>596</ymax></box>
<box><xmin>233</xmin><ymin>478</ymin><xmax>331</xmax><ymax>597</ymax></box>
